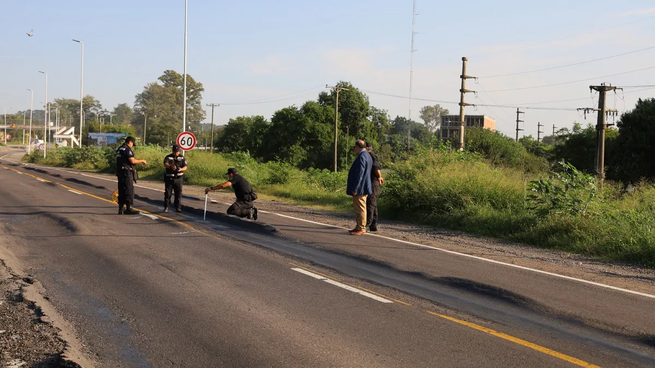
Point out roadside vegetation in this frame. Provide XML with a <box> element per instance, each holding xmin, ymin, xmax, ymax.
<box><xmin>17</xmin><ymin>74</ymin><xmax>655</xmax><ymax>268</ymax></box>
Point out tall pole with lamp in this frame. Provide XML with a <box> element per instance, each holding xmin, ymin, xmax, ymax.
<box><xmin>39</xmin><ymin>71</ymin><xmax>48</xmax><ymax>158</ymax></box>
<box><xmin>73</xmin><ymin>39</ymin><xmax>84</xmax><ymax>147</ymax></box>
<box><xmin>27</xmin><ymin>89</ymin><xmax>33</xmax><ymax>154</ymax></box>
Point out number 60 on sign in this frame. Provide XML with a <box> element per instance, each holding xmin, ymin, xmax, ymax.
<box><xmin>176</xmin><ymin>131</ymin><xmax>197</xmax><ymax>151</ymax></box>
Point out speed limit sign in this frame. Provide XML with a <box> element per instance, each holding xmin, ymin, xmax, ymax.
<box><xmin>176</xmin><ymin>131</ymin><xmax>197</xmax><ymax>151</ymax></box>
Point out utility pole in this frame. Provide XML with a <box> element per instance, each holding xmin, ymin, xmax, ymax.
<box><xmin>577</xmin><ymin>83</ymin><xmax>620</xmax><ymax>185</ymax></box>
<box><xmin>537</xmin><ymin>122</ymin><xmax>544</xmax><ymax>142</ymax></box>
<box><xmin>143</xmin><ymin>113</ymin><xmax>148</xmax><ymax>145</ymax></box>
<box><xmin>552</xmin><ymin>125</ymin><xmax>556</xmax><ymax>136</ymax></box>
<box><xmin>515</xmin><ymin>108</ymin><xmax>524</xmax><ymax>142</ymax></box>
<box><xmin>206</xmin><ymin>103</ymin><xmax>219</xmax><ymax>154</ymax></box>
<box><xmin>326</xmin><ymin>84</ymin><xmax>349</xmax><ymax>172</ymax></box>
<box><xmin>458</xmin><ymin>57</ymin><xmax>476</xmax><ymax>150</ymax></box>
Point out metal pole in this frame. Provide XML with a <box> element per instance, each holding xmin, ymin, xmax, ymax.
<box><xmin>3</xmin><ymin>108</ymin><xmax>6</xmax><ymax>145</ymax></box>
<box><xmin>28</xmin><ymin>89</ymin><xmax>33</xmax><ymax>154</ymax></box>
<box><xmin>73</xmin><ymin>40</ymin><xmax>84</xmax><ymax>147</ymax></box>
<box><xmin>182</xmin><ymin>0</ymin><xmax>188</xmax><ymax>133</ymax></box>
<box><xmin>39</xmin><ymin>71</ymin><xmax>48</xmax><ymax>158</ymax></box>
<box><xmin>334</xmin><ymin>88</ymin><xmax>339</xmax><ymax>172</ymax></box>
<box><xmin>144</xmin><ymin>113</ymin><xmax>148</xmax><ymax>145</ymax></box>
<box><xmin>515</xmin><ymin>108</ymin><xmax>524</xmax><ymax>142</ymax></box>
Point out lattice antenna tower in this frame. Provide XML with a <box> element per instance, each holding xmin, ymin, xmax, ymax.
<box><xmin>409</xmin><ymin>0</ymin><xmax>418</xmax><ymax>120</ymax></box>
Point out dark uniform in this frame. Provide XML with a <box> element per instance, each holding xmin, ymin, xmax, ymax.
<box><xmin>366</xmin><ymin>151</ymin><xmax>381</xmax><ymax>229</ymax></box>
<box><xmin>116</xmin><ymin>143</ymin><xmax>136</xmax><ymax>211</ymax></box>
<box><xmin>227</xmin><ymin>173</ymin><xmax>257</xmax><ymax>218</ymax></box>
<box><xmin>164</xmin><ymin>153</ymin><xmax>187</xmax><ymax>211</ymax></box>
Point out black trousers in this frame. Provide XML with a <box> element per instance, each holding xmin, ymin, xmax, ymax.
<box><xmin>117</xmin><ymin>170</ymin><xmax>134</xmax><ymax>206</ymax></box>
<box><xmin>366</xmin><ymin>181</ymin><xmax>380</xmax><ymax>227</ymax></box>
<box><xmin>227</xmin><ymin>200</ymin><xmax>253</xmax><ymax>218</ymax></box>
<box><xmin>164</xmin><ymin>176</ymin><xmax>183</xmax><ymax>209</ymax></box>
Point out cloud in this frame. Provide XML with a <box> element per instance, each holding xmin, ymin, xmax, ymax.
<box><xmin>621</xmin><ymin>7</ymin><xmax>655</xmax><ymax>17</ymax></box>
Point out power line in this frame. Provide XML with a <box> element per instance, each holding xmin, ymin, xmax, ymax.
<box><xmin>482</xmin><ymin>65</ymin><xmax>655</xmax><ymax>92</ymax></box>
<box><xmin>469</xmin><ymin>14</ymin><xmax>655</xmax><ymax>58</ymax></box>
<box><xmin>481</xmin><ymin>45</ymin><xmax>655</xmax><ymax>78</ymax></box>
<box><xmin>220</xmin><ymin>87</ymin><xmax>322</xmax><ymax>106</ymax></box>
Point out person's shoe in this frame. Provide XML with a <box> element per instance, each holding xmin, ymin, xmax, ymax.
<box><xmin>349</xmin><ymin>227</ymin><xmax>359</xmax><ymax>233</ymax></box>
<box><xmin>176</xmin><ymin>207</ymin><xmax>182</xmax><ymax>213</ymax></box>
<box><xmin>118</xmin><ymin>205</ymin><xmax>124</xmax><ymax>215</ymax></box>
<box><xmin>163</xmin><ymin>207</ymin><xmax>169</xmax><ymax>213</ymax></box>
<box><xmin>252</xmin><ymin>208</ymin><xmax>258</xmax><ymax>221</ymax></box>
<box><xmin>247</xmin><ymin>208</ymin><xmax>254</xmax><ymax>220</ymax></box>
<box><xmin>350</xmin><ymin>229</ymin><xmax>366</xmax><ymax>236</ymax></box>
<box><xmin>369</xmin><ymin>224</ymin><xmax>378</xmax><ymax>232</ymax></box>
<box><xmin>124</xmin><ymin>206</ymin><xmax>140</xmax><ymax>215</ymax></box>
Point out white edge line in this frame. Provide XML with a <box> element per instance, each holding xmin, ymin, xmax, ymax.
<box><xmin>291</xmin><ymin>267</ymin><xmax>326</xmax><ymax>280</ymax></box>
<box><xmin>140</xmin><ymin>213</ymin><xmax>159</xmax><ymax>221</ymax></box>
<box><xmin>67</xmin><ymin>189</ymin><xmax>82</xmax><ymax>195</ymax></box>
<box><xmin>282</xmin><ymin>214</ymin><xmax>655</xmax><ymax>300</ymax></box>
<box><xmin>291</xmin><ymin>268</ymin><xmax>393</xmax><ymax>304</ymax></box>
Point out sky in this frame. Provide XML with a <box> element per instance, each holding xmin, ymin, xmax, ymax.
<box><xmin>2</xmin><ymin>0</ymin><xmax>655</xmax><ymax>138</ymax></box>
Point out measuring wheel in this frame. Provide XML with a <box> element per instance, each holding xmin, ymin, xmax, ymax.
<box><xmin>111</xmin><ymin>190</ymin><xmax>119</xmax><ymax>204</ymax></box>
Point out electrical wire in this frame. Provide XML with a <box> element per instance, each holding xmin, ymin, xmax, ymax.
<box><xmin>469</xmin><ymin>14</ymin><xmax>655</xmax><ymax>58</ymax></box>
<box><xmin>480</xmin><ymin>45</ymin><xmax>655</xmax><ymax>78</ymax></box>
<box><xmin>482</xmin><ymin>65</ymin><xmax>655</xmax><ymax>92</ymax></box>
<box><xmin>220</xmin><ymin>87</ymin><xmax>323</xmax><ymax>106</ymax></box>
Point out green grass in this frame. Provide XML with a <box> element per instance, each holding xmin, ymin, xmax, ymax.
<box><xmin>24</xmin><ymin>145</ymin><xmax>655</xmax><ymax>268</ymax></box>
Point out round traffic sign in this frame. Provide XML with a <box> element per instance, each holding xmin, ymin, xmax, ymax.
<box><xmin>176</xmin><ymin>131</ymin><xmax>197</xmax><ymax>151</ymax></box>
<box><xmin>37</xmin><ymin>143</ymin><xmax>45</xmax><ymax>151</ymax></box>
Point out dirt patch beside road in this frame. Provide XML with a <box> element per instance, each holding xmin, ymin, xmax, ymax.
<box><xmin>0</xmin><ymin>259</ymin><xmax>90</xmax><ymax>368</ymax></box>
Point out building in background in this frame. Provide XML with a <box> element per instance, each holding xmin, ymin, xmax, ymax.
<box><xmin>440</xmin><ymin>115</ymin><xmax>496</xmax><ymax>140</ymax></box>
<box><xmin>87</xmin><ymin>132</ymin><xmax>127</xmax><ymax>148</ymax></box>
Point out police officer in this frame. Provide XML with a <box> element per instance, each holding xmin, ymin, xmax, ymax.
<box><xmin>365</xmin><ymin>141</ymin><xmax>384</xmax><ymax>231</ymax></box>
<box><xmin>163</xmin><ymin>144</ymin><xmax>187</xmax><ymax>212</ymax></box>
<box><xmin>116</xmin><ymin>136</ymin><xmax>148</xmax><ymax>215</ymax></box>
<box><xmin>204</xmin><ymin>168</ymin><xmax>258</xmax><ymax>220</ymax></box>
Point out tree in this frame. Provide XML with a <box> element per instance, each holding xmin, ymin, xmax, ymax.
<box><xmin>612</xmin><ymin>98</ymin><xmax>655</xmax><ymax>182</ymax></box>
<box><xmin>318</xmin><ymin>81</ymin><xmax>370</xmax><ymax>138</ymax></box>
<box><xmin>113</xmin><ymin>103</ymin><xmax>133</xmax><ymax>125</ymax></box>
<box><xmin>216</xmin><ymin>116</ymin><xmax>256</xmax><ymax>153</ymax></box>
<box><xmin>551</xmin><ymin>123</ymin><xmax>619</xmax><ymax>175</ymax></box>
<box><xmin>419</xmin><ymin>104</ymin><xmax>449</xmax><ymax>132</ymax></box>
<box><xmin>134</xmin><ymin>70</ymin><xmax>206</xmax><ymax>146</ymax></box>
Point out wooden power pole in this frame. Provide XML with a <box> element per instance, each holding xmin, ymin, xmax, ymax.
<box><xmin>326</xmin><ymin>85</ymin><xmax>349</xmax><ymax>172</ymax></box>
<box><xmin>515</xmin><ymin>108</ymin><xmax>524</xmax><ymax>142</ymax></box>
<box><xmin>206</xmin><ymin>103</ymin><xmax>219</xmax><ymax>154</ymax></box>
<box><xmin>458</xmin><ymin>57</ymin><xmax>476</xmax><ymax>150</ymax></box>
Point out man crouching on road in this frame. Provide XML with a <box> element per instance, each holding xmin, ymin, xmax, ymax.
<box><xmin>347</xmin><ymin>139</ymin><xmax>372</xmax><ymax>235</ymax></box>
<box><xmin>205</xmin><ymin>168</ymin><xmax>258</xmax><ymax>220</ymax></box>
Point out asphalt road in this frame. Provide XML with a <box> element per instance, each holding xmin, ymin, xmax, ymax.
<box><xmin>1</xmin><ymin>148</ymin><xmax>654</xmax><ymax>367</ymax></box>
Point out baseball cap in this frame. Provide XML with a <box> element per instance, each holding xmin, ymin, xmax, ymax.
<box><xmin>227</xmin><ymin>168</ymin><xmax>238</xmax><ymax>175</ymax></box>
<box><xmin>172</xmin><ymin>144</ymin><xmax>180</xmax><ymax>152</ymax></box>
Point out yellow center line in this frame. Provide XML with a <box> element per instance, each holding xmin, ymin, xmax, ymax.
<box><xmin>3</xmin><ymin>164</ymin><xmax>213</xmax><ymax>237</ymax></box>
<box><xmin>425</xmin><ymin>311</ymin><xmax>600</xmax><ymax>367</ymax></box>
<box><xmin>6</xmin><ymin>164</ymin><xmax>601</xmax><ymax>367</ymax></box>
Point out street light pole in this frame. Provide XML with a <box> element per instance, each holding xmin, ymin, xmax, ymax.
<box><xmin>73</xmin><ymin>39</ymin><xmax>84</xmax><ymax>147</ymax></box>
<box><xmin>325</xmin><ymin>84</ymin><xmax>349</xmax><ymax>172</ymax></box>
<box><xmin>182</xmin><ymin>0</ymin><xmax>188</xmax><ymax>135</ymax></box>
<box><xmin>39</xmin><ymin>71</ymin><xmax>48</xmax><ymax>158</ymax></box>
<box><xmin>27</xmin><ymin>89</ymin><xmax>33</xmax><ymax>154</ymax></box>
<box><xmin>3</xmin><ymin>108</ymin><xmax>6</xmax><ymax>145</ymax></box>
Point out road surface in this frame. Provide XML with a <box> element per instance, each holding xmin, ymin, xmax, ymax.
<box><xmin>0</xmin><ymin>148</ymin><xmax>653</xmax><ymax>367</ymax></box>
